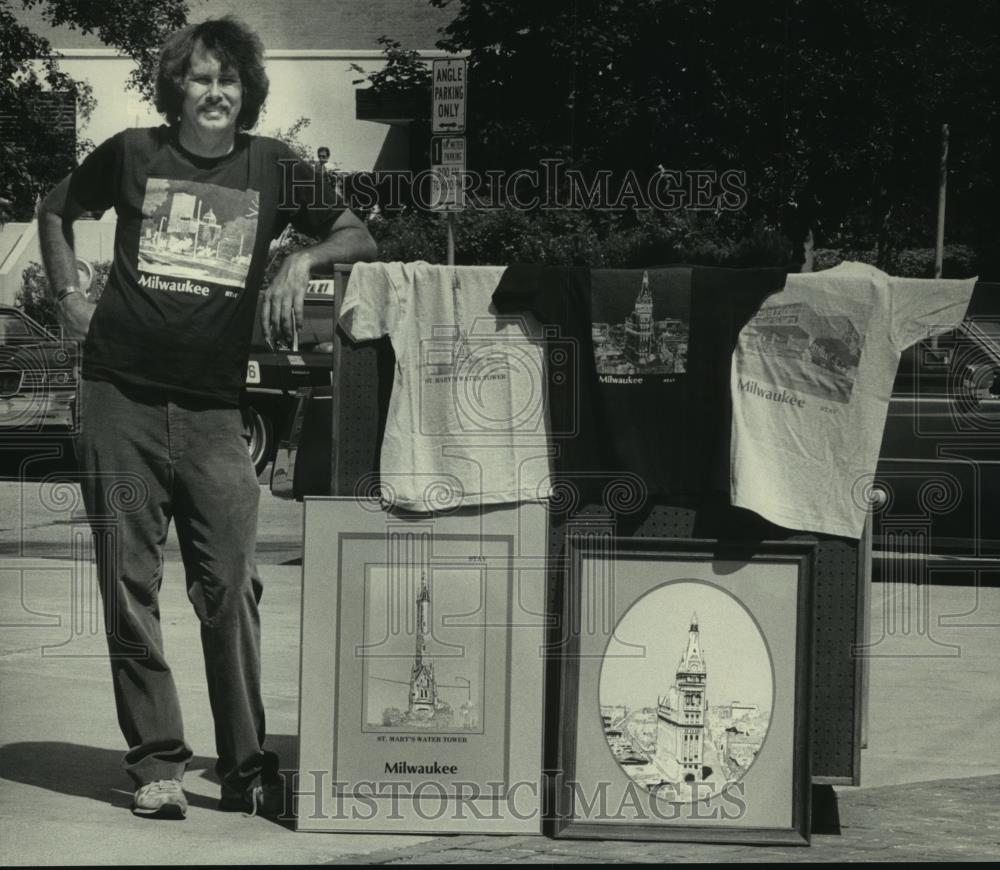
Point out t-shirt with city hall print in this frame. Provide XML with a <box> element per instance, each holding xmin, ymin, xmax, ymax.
<box><xmin>493</xmin><ymin>265</ymin><xmax>786</xmax><ymax>505</ymax></box>
<box><xmin>66</xmin><ymin>126</ymin><xmax>342</xmax><ymax>404</ymax></box>
<box><xmin>589</xmin><ymin>267</ymin><xmax>695</xmax><ymax>497</ymax></box>
<box><xmin>730</xmin><ymin>261</ymin><xmax>977</xmax><ymax>538</ymax></box>
<box><xmin>339</xmin><ymin>261</ymin><xmax>553</xmax><ymax>511</ymax></box>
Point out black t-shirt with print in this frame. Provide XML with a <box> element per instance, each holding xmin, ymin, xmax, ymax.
<box><xmin>492</xmin><ymin>264</ymin><xmax>786</xmax><ymax>504</ymax></box>
<box><xmin>67</xmin><ymin>126</ymin><xmax>343</xmax><ymax>405</ymax></box>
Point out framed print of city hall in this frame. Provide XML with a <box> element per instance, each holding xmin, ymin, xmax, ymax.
<box><xmin>551</xmin><ymin>535</ymin><xmax>814</xmax><ymax>845</ymax></box>
<box><xmin>297</xmin><ymin>497</ymin><xmax>549</xmax><ymax>834</ymax></box>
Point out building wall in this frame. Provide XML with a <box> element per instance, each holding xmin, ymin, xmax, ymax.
<box><xmin>15</xmin><ymin>0</ymin><xmax>455</xmax><ymax>168</ymax></box>
<box><xmin>3</xmin><ymin>1</ymin><xmax>453</xmax><ymax>302</ymax></box>
<box><xmin>0</xmin><ymin>218</ymin><xmax>116</xmax><ymax>306</ymax></box>
<box><xmin>58</xmin><ymin>51</ymin><xmax>433</xmax><ymax>170</ymax></box>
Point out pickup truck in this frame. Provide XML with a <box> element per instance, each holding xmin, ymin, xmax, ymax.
<box><xmin>243</xmin><ymin>281</ymin><xmax>337</xmax><ymax>475</ymax></box>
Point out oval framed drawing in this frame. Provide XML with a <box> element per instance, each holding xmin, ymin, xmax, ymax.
<box><xmin>551</xmin><ymin>536</ymin><xmax>814</xmax><ymax>846</ymax></box>
<box><xmin>598</xmin><ymin>580</ymin><xmax>774</xmax><ymax>804</ymax></box>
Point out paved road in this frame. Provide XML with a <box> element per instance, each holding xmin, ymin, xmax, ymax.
<box><xmin>0</xmin><ymin>469</ymin><xmax>302</xmax><ymax>565</ymax></box>
<box><xmin>2</xmin><ymin>479</ymin><xmax>999</xmax><ymax>863</ymax></box>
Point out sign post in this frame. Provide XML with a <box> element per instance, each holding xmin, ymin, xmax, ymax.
<box><xmin>431</xmin><ymin>58</ymin><xmax>467</xmax><ymax>266</ymax></box>
<box><xmin>934</xmin><ymin>123</ymin><xmax>949</xmax><ymax>280</ymax></box>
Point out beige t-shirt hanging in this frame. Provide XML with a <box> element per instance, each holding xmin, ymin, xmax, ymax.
<box><xmin>730</xmin><ymin>261</ymin><xmax>977</xmax><ymax>538</ymax></box>
<box><xmin>340</xmin><ymin>261</ymin><xmax>553</xmax><ymax>511</ymax></box>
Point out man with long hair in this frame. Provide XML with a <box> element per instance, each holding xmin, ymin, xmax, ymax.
<box><xmin>36</xmin><ymin>16</ymin><xmax>376</xmax><ymax>819</ymax></box>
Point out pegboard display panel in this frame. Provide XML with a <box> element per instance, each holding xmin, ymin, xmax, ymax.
<box><xmin>326</xmin><ymin>265</ymin><xmax>862</xmax><ymax>785</ymax></box>
<box><xmin>329</xmin><ymin>268</ymin><xmax>392</xmax><ymax>498</ymax></box>
<box><xmin>331</xmin><ymin>331</ymin><xmax>390</xmax><ymax>496</ymax></box>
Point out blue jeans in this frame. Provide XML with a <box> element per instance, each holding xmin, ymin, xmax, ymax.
<box><xmin>76</xmin><ymin>378</ymin><xmax>270</xmax><ymax>791</ymax></box>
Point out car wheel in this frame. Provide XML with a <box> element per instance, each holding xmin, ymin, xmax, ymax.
<box><xmin>246</xmin><ymin>405</ymin><xmax>274</xmax><ymax>476</ymax></box>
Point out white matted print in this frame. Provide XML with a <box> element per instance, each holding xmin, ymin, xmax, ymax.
<box><xmin>297</xmin><ymin>497</ymin><xmax>549</xmax><ymax>834</ymax></box>
<box><xmin>552</xmin><ymin>536</ymin><xmax>813</xmax><ymax>845</ymax></box>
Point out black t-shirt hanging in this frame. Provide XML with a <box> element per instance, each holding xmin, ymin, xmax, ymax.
<box><xmin>493</xmin><ymin>264</ymin><xmax>786</xmax><ymax>503</ymax></box>
<box><xmin>589</xmin><ymin>267</ymin><xmax>696</xmax><ymax>497</ymax></box>
<box><xmin>491</xmin><ymin>265</ymin><xmax>612</xmax><ymax>504</ymax></box>
<box><xmin>687</xmin><ymin>266</ymin><xmax>787</xmax><ymax>493</ymax></box>
<box><xmin>66</xmin><ymin>126</ymin><xmax>343</xmax><ymax>405</ymax></box>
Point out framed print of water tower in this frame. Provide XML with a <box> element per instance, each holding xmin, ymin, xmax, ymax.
<box><xmin>297</xmin><ymin>497</ymin><xmax>549</xmax><ymax>834</ymax></box>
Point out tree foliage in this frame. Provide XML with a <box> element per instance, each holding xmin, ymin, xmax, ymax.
<box><xmin>18</xmin><ymin>0</ymin><xmax>189</xmax><ymax>98</ymax></box>
<box><xmin>365</xmin><ymin>0</ymin><xmax>999</xmax><ymax>267</ymax></box>
<box><xmin>350</xmin><ymin>36</ymin><xmax>431</xmax><ymax>97</ymax></box>
<box><xmin>260</xmin><ymin>116</ymin><xmax>314</xmax><ymax>162</ymax></box>
<box><xmin>366</xmin><ymin>207</ymin><xmax>795</xmax><ymax>269</ymax></box>
<box><xmin>0</xmin><ymin>0</ymin><xmax>188</xmax><ymax>219</ymax></box>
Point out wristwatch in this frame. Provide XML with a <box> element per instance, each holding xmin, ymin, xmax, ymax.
<box><xmin>56</xmin><ymin>285</ymin><xmax>80</xmax><ymax>303</ymax></box>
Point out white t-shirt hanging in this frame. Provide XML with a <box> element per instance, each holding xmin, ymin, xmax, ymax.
<box><xmin>340</xmin><ymin>261</ymin><xmax>553</xmax><ymax>511</ymax></box>
<box><xmin>730</xmin><ymin>261</ymin><xmax>977</xmax><ymax>538</ymax></box>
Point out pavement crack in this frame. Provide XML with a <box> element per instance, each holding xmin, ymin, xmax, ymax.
<box><xmin>0</xmin><ymin>645</ymin><xmax>44</xmax><ymax>657</ymax></box>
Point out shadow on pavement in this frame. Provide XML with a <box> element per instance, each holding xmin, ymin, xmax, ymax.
<box><xmin>0</xmin><ymin>440</ymin><xmax>78</xmax><ymax>482</ymax></box>
<box><xmin>810</xmin><ymin>784</ymin><xmax>841</xmax><ymax>835</ymax></box>
<box><xmin>1</xmin><ymin>734</ymin><xmax>300</xmax><ymax>822</ymax></box>
<box><xmin>0</xmin><ymin>742</ymin><xmax>219</xmax><ymax>811</ymax></box>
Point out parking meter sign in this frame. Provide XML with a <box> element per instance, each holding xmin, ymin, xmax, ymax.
<box><xmin>431</xmin><ymin>136</ymin><xmax>466</xmax><ymax>166</ymax></box>
<box><xmin>432</xmin><ymin>58</ymin><xmax>467</xmax><ymax>133</ymax></box>
<box><xmin>430</xmin><ymin>136</ymin><xmax>466</xmax><ymax>211</ymax></box>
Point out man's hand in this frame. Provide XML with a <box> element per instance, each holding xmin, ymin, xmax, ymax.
<box><xmin>261</xmin><ymin>249</ymin><xmax>312</xmax><ymax>348</ymax></box>
<box><xmin>57</xmin><ymin>293</ymin><xmax>97</xmax><ymax>342</ymax></box>
<box><xmin>260</xmin><ymin>210</ymin><xmax>377</xmax><ymax>347</ymax></box>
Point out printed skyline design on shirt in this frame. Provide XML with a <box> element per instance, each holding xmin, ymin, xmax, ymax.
<box><xmin>138</xmin><ymin>178</ymin><xmax>259</xmax><ymax>289</ymax></box>
<box><xmin>736</xmin><ymin>290</ymin><xmax>873</xmax><ymax>404</ymax></box>
<box><xmin>591</xmin><ymin>270</ymin><xmax>691</xmax><ymax>377</ymax></box>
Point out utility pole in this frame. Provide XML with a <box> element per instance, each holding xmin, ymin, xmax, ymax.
<box><xmin>934</xmin><ymin>124</ymin><xmax>949</xmax><ymax>279</ymax></box>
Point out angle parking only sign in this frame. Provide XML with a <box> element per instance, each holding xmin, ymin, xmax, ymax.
<box><xmin>432</xmin><ymin>58</ymin><xmax>466</xmax><ymax>134</ymax></box>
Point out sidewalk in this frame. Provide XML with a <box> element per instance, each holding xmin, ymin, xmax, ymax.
<box><xmin>331</xmin><ymin>774</ymin><xmax>1000</xmax><ymax>863</ymax></box>
<box><xmin>2</xmin><ymin>494</ymin><xmax>999</xmax><ymax>863</ymax></box>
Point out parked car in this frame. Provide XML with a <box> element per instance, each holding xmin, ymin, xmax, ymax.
<box><xmin>243</xmin><ymin>282</ymin><xmax>336</xmax><ymax>475</ymax></box>
<box><xmin>873</xmin><ymin>289</ymin><xmax>1000</xmax><ymax>563</ymax></box>
<box><xmin>2</xmin><ymin>281</ymin><xmax>336</xmax><ymax>477</ymax></box>
<box><xmin>0</xmin><ymin>305</ymin><xmax>78</xmax><ymax>435</ymax></box>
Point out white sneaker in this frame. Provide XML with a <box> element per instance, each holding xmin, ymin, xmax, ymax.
<box><xmin>132</xmin><ymin>779</ymin><xmax>188</xmax><ymax>819</ymax></box>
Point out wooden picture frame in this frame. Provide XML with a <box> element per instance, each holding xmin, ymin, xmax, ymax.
<box><xmin>297</xmin><ymin>497</ymin><xmax>549</xmax><ymax>834</ymax></box>
<box><xmin>550</xmin><ymin>534</ymin><xmax>814</xmax><ymax>845</ymax></box>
